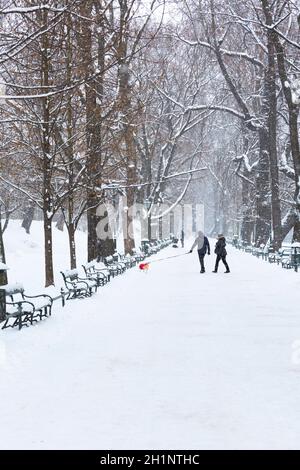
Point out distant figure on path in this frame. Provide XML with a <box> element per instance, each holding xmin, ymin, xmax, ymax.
<box><xmin>189</xmin><ymin>231</ymin><xmax>210</xmax><ymax>273</ymax></box>
<box><xmin>213</xmin><ymin>234</ymin><xmax>230</xmax><ymax>273</ymax></box>
<box><xmin>180</xmin><ymin>229</ymin><xmax>185</xmax><ymax>248</ymax></box>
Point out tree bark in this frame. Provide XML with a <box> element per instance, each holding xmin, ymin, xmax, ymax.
<box><xmin>80</xmin><ymin>1</ymin><xmax>105</xmax><ymax>261</ymax></box>
<box><xmin>118</xmin><ymin>2</ymin><xmax>137</xmax><ymax>254</ymax></box>
<box><xmin>0</xmin><ymin>214</ymin><xmax>7</xmax><ymax>321</ymax></box>
<box><xmin>41</xmin><ymin>8</ymin><xmax>54</xmax><ymax>286</ymax></box>
<box><xmin>255</xmin><ymin>129</ymin><xmax>271</xmax><ymax>246</ymax></box>
<box><xmin>262</xmin><ymin>0</ymin><xmax>282</xmax><ymax>250</ymax></box>
<box><xmin>67</xmin><ymin>221</ymin><xmax>76</xmax><ymax>270</ymax></box>
<box><xmin>262</xmin><ymin>0</ymin><xmax>300</xmax><ymax>242</ymax></box>
<box><xmin>210</xmin><ymin>1</ymin><xmax>271</xmax><ymax>245</ymax></box>
<box><xmin>0</xmin><ymin>214</ymin><xmax>7</xmax><ymax>286</ymax></box>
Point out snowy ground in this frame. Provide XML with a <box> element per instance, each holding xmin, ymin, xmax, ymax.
<box><xmin>1</xmin><ymin>221</ymin><xmax>300</xmax><ymax>449</ymax></box>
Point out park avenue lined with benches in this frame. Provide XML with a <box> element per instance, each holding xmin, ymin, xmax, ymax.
<box><xmin>1</xmin><ymin>236</ymin><xmax>300</xmax><ymax>331</ymax></box>
<box><xmin>0</xmin><ymin>239</ymin><xmax>172</xmax><ymax>330</ymax></box>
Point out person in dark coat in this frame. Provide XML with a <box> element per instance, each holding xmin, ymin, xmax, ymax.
<box><xmin>189</xmin><ymin>231</ymin><xmax>210</xmax><ymax>273</ymax></box>
<box><xmin>213</xmin><ymin>234</ymin><xmax>230</xmax><ymax>273</ymax></box>
<box><xmin>180</xmin><ymin>229</ymin><xmax>185</xmax><ymax>248</ymax></box>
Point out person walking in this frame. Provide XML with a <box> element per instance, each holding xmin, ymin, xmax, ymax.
<box><xmin>213</xmin><ymin>234</ymin><xmax>230</xmax><ymax>273</ymax></box>
<box><xmin>180</xmin><ymin>229</ymin><xmax>185</xmax><ymax>248</ymax></box>
<box><xmin>189</xmin><ymin>231</ymin><xmax>210</xmax><ymax>273</ymax></box>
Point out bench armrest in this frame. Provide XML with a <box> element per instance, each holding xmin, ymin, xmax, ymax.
<box><xmin>23</xmin><ymin>293</ymin><xmax>53</xmax><ymax>303</ymax></box>
<box><xmin>94</xmin><ymin>271</ymin><xmax>106</xmax><ymax>278</ymax></box>
<box><xmin>94</xmin><ymin>267</ymin><xmax>109</xmax><ymax>274</ymax></box>
<box><xmin>78</xmin><ymin>276</ymin><xmax>93</xmax><ymax>282</ymax></box>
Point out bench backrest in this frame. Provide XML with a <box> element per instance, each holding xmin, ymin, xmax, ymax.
<box><xmin>3</xmin><ymin>283</ymin><xmax>25</xmax><ymax>303</ymax></box>
<box><xmin>61</xmin><ymin>269</ymin><xmax>79</xmax><ymax>282</ymax></box>
<box><xmin>117</xmin><ymin>252</ymin><xmax>131</xmax><ymax>261</ymax></box>
<box><xmin>104</xmin><ymin>256</ymin><xmax>114</xmax><ymax>265</ymax></box>
<box><xmin>279</xmin><ymin>249</ymin><xmax>292</xmax><ymax>258</ymax></box>
<box><xmin>82</xmin><ymin>262</ymin><xmax>95</xmax><ymax>275</ymax></box>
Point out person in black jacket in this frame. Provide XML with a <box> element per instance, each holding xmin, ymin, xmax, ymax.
<box><xmin>213</xmin><ymin>234</ymin><xmax>230</xmax><ymax>273</ymax></box>
<box><xmin>189</xmin><ymin>231</ymin><xmax>210</xmax><ymax>273</ymax></box>
<box><xmin>180</xmin><ymin>229</ymin><xmax>185</xmax><ymax>248</ymax></box>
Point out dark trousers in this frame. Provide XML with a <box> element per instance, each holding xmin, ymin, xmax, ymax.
<box><xmin>197</xmin><ymin>251</ymin><xmax>206</xmax><ymax>272</ymax></box>
<box><xmin>215</xmin><ymin>255</ymin><xmax>229</xmax><ymax>272</ymax></box>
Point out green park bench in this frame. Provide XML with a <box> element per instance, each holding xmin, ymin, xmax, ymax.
<box><xmin>1</xmin><ymin>283</ymin><xmax>53</xmax><ymax>331</ymax></box>
<box><xmin>60</xmin><ymin>269</ymin><xmax>97</xmax><ymax>300</ymax></box>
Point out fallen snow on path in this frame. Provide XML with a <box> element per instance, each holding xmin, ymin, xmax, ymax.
<box><xmin>1</xmin><ymin>231</ymin><xmax>300</xmax><ymax>449</ymax></box>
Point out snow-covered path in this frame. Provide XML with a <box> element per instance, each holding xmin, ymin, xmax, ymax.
<box><xmin>1</xmin><ymin>244</ymin><xmax>300</xmax><ymax>450</ymax></box>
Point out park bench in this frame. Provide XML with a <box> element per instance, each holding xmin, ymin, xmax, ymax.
<box><xmin>142</xmin><ymin>241</ymin><xmax>158</xmax><ymax>255</ymax></box>
<box><xmin>82</xmin><ymin>261</ymin><xmax>110</xmax><ymax>285</ymax></box>
<box><xmin>265</xmin><ymin>246</ymin><xmax>277</xmax><ymax>263</ymax></box>
<box><xmin>116</xmin><ymin>253</ymin><xmax>137</xmax><ymax>268</ymax></box>
<box><xmin>279</xmin><ymin>245</ymin><xmax>300</xmax><ymax>271</ymax></box>
<box><xmin>1</xmin><ymin>283</ymin><xmax>53</xmax><ymax>330</ymax></box>
<box><xmin>60</xmin><ymin>269</ymin><xmax>97</xmax><ymax>299</ymax></box>
<box><xmin>112</xmin><ymin>253</ymin><xmax>130</xmax><ymax>270</ymax></box>
<box><xmin>252</xmin><ymin>247</ymin><xmax>265</xmax><ymax>259</ymax></box>
<box><xmin>126</xmin><ymin>253</ymin><xmax>137</xmax><ymax>267</ymax></box>
<box><xmin>141</xmin><ymin>240</ymin><xmax>151</xmax><ymax>255</ymax></box>
<box><xmin>150</xmin><ymin>241</ymin><xmax>160</xmax><ymax>253</ymax></box>
<box><xmin>160</xmin><ymin>239</ymin><xmax>169</xmax><ymax>249</ymax></box>
<box><xmin>103</xmin><ymin>256</ymin><xmax>125</xmax><ymax>276</ymax></box>
<box><xmin>279</xmin><ymin>249</ymin><xmax>293</xmax><ymax>269</ymax></box>
<box><xmin>251</xmin><ymin>247</ymin><xmax>258</xmax><ymax>257</ymax></box>
<box><xmin>132</xmin><ymin>248</ymin><xmax>145</xmax><ymax>262</ymax></box>
<box><xmin>232</xmin><ymin>239</ymin><xmax>243</xmax><ymax>250</ymax></box>
<box><xmin>267</xmin><ymin>252</ymin><xmax>277</xmax><ymax>263</ymax></box>
<box><xmin>291</xmin><ymin>244</ymin><xmax>300</xmax><ymax>272</ymax></box>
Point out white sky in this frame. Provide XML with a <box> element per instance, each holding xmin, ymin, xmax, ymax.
<box><xmin>139</xmin><ymin>0</ymin><xmax>181</xmax><ymax>25</ymax></box>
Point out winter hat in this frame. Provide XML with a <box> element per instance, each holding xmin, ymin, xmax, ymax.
<box><xmin>217</xmin><ymin>234</ymin><xmax>224</xmax><ymax>239</ymax></box>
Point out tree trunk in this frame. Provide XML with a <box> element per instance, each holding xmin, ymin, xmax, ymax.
<box><xmin>263</xmin><ymin>0</ymin><xmax>282</xmax><ymax>250</ymax></box>
<box><xmin>262</xmin><ymin>0</ymin><xmax>300</xmax><ymax>242</ymax></box>
<box><xmin>41</xmin><ymin>8</ymin><xmax>54</xmax><ymax>287</ymax></box>
<box><xmin>0</xmin><ymin>214</ymin><xmax>7</xmax><ymax>321</ymax></box>
<box><xmin>0</xmin><ymin>214</ymin><xmax>7</xmax><ymax>287</ymax></box>
<box><xmin>67</xmin><ymin>222</ymin><xmax>76</xmax><ymax>270</ymax></box>
<box><xmin>118</xmin><ymin>4</ymin><xmax>137</xmax><ymax>254</ymax></box>
<box><xmin>79</xmin><ymin>1</ymin><xmax>104</xmax><ymax>261</ymax></box>
<box><xmin>255</xmin><ymin>128</ymin><xmax>271</xmax><ymax>246</ymax></box>
<box><xmin>290</xmin><ymin>107</ymin><xmax>300</xmax><ymax>242</ymax></box>
<box><xmin>64</xmin><ymin>13</ymin><xmax>77</xmax><ymax>269</ymax></box>
<box><xmin>2</xmin><ymin>209</ymin><xmax>10</xmax><ymax>233</ymax></box>
<box><xmin>240</xmin><ymin>175</ymin><xmax>253</xmax><ymax>243</ymax></box>
<box><xmin>43</xmin><ymin>214</ymin><xmax>54</xmax><ymax>287</ymax></box>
